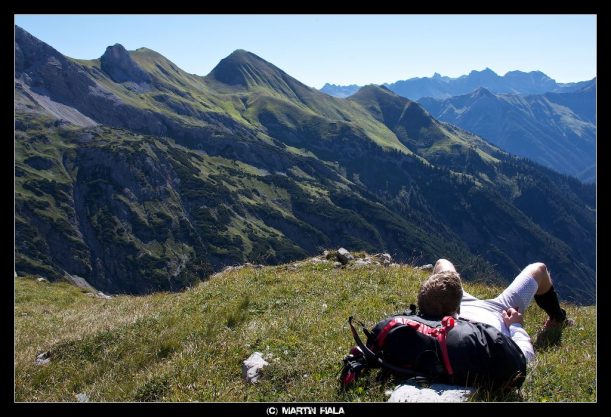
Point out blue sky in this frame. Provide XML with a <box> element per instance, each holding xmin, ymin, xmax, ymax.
<box><xmin>15</xmin><ymin>14</ymin><xmax>596</xmax><ymax>89</ymax></box>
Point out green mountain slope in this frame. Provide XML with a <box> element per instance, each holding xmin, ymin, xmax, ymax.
<box><xmin>14</xmin><ymin>26</ymin><xmax>596</xmax><ymax>303</ymax></box>
<box><xmin>15</xmin><ymin>112</ymin><xmax>482</xmax><ymax>294</ymax></box>
<box><xmin>349</xmin><ymin>85</ymin><xmax>502</xmax><ymax>167</ymax></box>
<box><xmin>14</xmin><ymin>262</ymin><xmax>596</xmax><ymax>402</ymax></box>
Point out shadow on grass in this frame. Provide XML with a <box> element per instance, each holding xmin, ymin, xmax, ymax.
<box><xmin>534</xmin><ymin>327</ymin><xmax>563</xmax><ymax>351</ymax></box>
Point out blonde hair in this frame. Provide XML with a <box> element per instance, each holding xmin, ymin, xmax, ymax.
<box><xmin>417</xmin><ymin>271</ymin><xmax>463</xmax><ymax>317</ymax></box>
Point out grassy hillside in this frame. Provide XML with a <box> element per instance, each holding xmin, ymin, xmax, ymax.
<box><xmin>14</xmin><ymin>258</ymin><xmax>596</xmax><ymax>402</ymax></box>
<box><xmin>16</xmin><ymin>113</ymin><xmax>485</xmax><ymax>295</ymax></box>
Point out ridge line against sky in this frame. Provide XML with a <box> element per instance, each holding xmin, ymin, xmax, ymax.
<box><xmin>14</xmin><ymin>14</ymin><xmax>596</xmax><ymax>89</ymax></box>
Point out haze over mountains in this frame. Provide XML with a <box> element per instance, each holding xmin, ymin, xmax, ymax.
<box><xmin>321</xmin><ymin>68</ymin><xmax>594</xmax><ymax>100</ymax></box>
<box><xmin>419</xmin><ymin>84</ymin><xmax>596</xmax><ymax>183</ymax></box>
<box><xmin>14</xmin><ymin>26</ymin><xmax>595</xmax><ymax>303</ymax></box>
<box><xmin>322</xmin><ymin>70</ymin><xmax>596</xmax><ymax>183</ymax></box>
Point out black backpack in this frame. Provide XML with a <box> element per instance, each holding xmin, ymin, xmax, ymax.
<box><xmin>340</xmin><ymin>305</ymin><xmax>527</xmax><ymax>391</ymax></box>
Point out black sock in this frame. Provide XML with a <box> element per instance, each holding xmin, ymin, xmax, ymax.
<box><xmin>534</xmin><ymin>286</ymin><xmax>566</xmax><ymax>321</ymax></box>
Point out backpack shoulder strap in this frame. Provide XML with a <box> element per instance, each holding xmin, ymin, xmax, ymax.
<box><xmin>348</xmin><ymin>316</ymin><xmax>380</xmax><ymax>363</ymax></box>
<box><xmin>389</xmin><ymin>313</ymin><xmax>456</xmax><ymax>378</ymax></box>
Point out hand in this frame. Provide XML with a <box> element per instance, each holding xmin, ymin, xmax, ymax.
<box><xmin>502</xmin><ymin>307</ymin><xmax>524</xmax><ymax>327</ymax></box>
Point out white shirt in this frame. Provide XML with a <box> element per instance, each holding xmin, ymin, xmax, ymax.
<box><xmin>459</xmin><ymin>303</ymin><xmax>535</xmax><ymax>362</ymax></box>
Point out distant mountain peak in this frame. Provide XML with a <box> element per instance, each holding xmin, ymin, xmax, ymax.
<box><xmin>320</xmin><ymin>83</ymin><xmax>361</xmax><ymax>98</ymax></box>
<box><xmin>223</xmin><ymin>49</ymin><xmax>262</xmax><ymax>64</ymax></box>
<box><xmin>322</xmin><ymin>82</ymin><xmax>359</xmax><ymax>89</ymax></box>
<box><xmin>530</xmin><ymin>70</ymin><xmax>548</xmax><ymax>76</ymax></box>
<box><xmin>229</xmin><ymin>48</ymin><xmax>251</xmax><ymax>56</ymax></box>
<box><xmin>351</xmin><ymin>84</ymin><xmax>400</xmax><ymax>100</ymax></box>
<box><xmin>208</xmin><ymin>49</ymin><xmax>278</xmax><ymax>87</ymax></box>
<box><xmin>15</xmin><ymin>25</ymin><xmax>66</xmax><ymax>73</ymax></box>
<box><xmin>349</xmin><ymin>83</ymin><xmax>433</xmax><ymax>134</ymax></box>
<box><xmin>100</xmin><ymin>43</ymin><xmax>151</xmax><ymax>84</ymax></box>
<box><xmin>472</xmin><ymin>86</ymin><xmax>495</xmax><ymax>97</ymax></box>
<box><xmin>504</xmin><ymin>69</ymin><xmax>552</xmax><ymax>80</ymax></box>
<box><xmin>469</xmin><ymin>67</ymin><xmax>498</xmax><ymax>77</ymax></box>
<box><xmin>364</xmin><ymin>83</ymin><xmax>388</xmax><ymax>91</ymax></box>
<box><xmin>206</xmin><ymin>49</ymin><xmax>320</xmax><ymax>106</ymax></box>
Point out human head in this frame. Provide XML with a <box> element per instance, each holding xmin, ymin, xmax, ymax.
<box><xmin>417</xmin><ymin>271</ymin><xmax>463</xmax><ymax>317</ymax></box>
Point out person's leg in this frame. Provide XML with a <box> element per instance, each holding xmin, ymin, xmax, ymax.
<box><xmin>492</xmin><ymin>263</ymin><xmax>541</xmax><ymax>314</ymax></box>
<box><xmin>461</xmin><ymin>263</ymin><xmax>569</xmax><ymax>335</ymax></box>
<box><xmin>530</xmin><ymin>263</ymin><xmax>570</xmax><ymax>327</ymax></box>
<box><xmin>494</xmin><ymin>262</ymin><xmax>570</xmax><ymax>326</ymax></box>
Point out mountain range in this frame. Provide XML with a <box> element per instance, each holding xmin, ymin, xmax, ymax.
<box><xmin>320</xmin><ymin>68</ymin><xmax>595</xmax><ymax>100</ymax></box>
<box><xmin>322</xmin><ymin>71</ymin><xmax>596</xmax><ymax>183</ymax></box>
<box><xmin>418</xmin><ymin>85</ymin><xmax>596</xmax><ymax>183</ymax></box>
<box><xmin>14</xmin><ymin>26</ymin><xmax>596</xmax><ymax>303</ymax></box>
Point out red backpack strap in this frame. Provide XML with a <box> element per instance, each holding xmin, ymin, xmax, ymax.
<box><xmin>376</xmin><ymin>317</ymin><xmax>420</xmax><ymax>348</ymax></box>
<box><xmin>376</xmin><ymin>319</ymin><xmax>398</xmax><ymax>349</ymax></box>
<box><xmin>407</xmin><ymin>316</ymin><xmax>456</xmax><ymax>376</ymax></box>
<box><xmin>436</xmin><ymin>316</ymin><xmax>455</xmax><ymax>376</ymax></box>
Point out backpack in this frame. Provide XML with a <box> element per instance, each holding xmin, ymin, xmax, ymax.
<box><xmin>340</xmin><ymin>305</ymin><xmax>527</xmax><ymax>391</ymax></box>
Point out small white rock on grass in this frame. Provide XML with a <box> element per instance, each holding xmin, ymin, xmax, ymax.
<box><xmin>242</xmin><ymin>352</ymin><xmax>269</xmax><ymax>384</ymax></box>
<box><xmin>35</xmin><ymin>351</ymin><xmax>51</xmax><ymax>366</ymax></box>
<box><xmin>387</xmin><ymin>382</ymin><xmax>475</xmax><ymax>402</ymax></box>
<box><xmin>75</xmin><ymin>393</ymin><xmax>90</xmax><ymax>402</ymax></box>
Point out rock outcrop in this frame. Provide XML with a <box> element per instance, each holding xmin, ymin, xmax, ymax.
<box><xmin>337</xmin><ymin>248</ymin><xmax>354</xmax><ymax>265</ymax></box>
<box><xmin>100</xmin><ymin>44</ymin><xmax>151</xmax><ymax>84</ymax></box>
